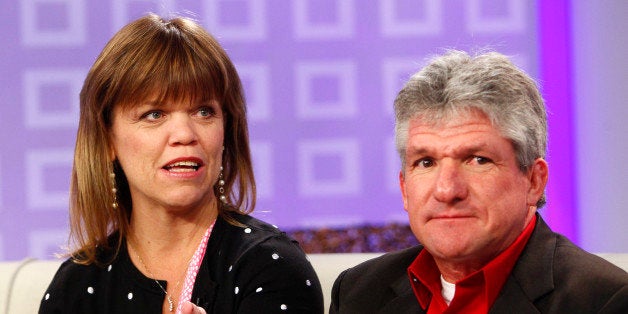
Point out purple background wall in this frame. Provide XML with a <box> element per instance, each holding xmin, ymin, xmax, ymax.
<box><xmin>0</xmin><ymin>0</ymin><xmax>626</xmax><ymax>261</ymax></box>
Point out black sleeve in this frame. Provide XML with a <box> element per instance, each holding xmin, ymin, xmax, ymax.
<box><xmin>38</xmin><ymin>259</ymin><xmax>77</xmax><ymax>314</ymax></box>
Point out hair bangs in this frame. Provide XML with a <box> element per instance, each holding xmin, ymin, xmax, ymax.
<box><xmin>114</xmin><ymin>20</ymin><xmax>226</xmax><ymax>111</ymax></box>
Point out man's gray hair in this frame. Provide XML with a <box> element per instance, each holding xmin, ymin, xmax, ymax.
<box><xmin>394</xmin><ymin>50</ymin><xmax>547</xmax><ymax>206</ymax></box>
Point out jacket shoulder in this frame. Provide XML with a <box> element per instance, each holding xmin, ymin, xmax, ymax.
<box><xmin>509</xmin><ymin>219</ymin><xmax>628</xmax><ymax>313</ymax></box>
<box><xmin>330</xmin><ymin>246</ymin><xmax>422</xmax><ymax>313</ymax></box>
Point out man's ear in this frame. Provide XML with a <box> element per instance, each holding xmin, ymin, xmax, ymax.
<box><xmin>527</xmin><ymin>158</ymin><xmax>549</xmax><ymax>206</ymax></box>
<box><xmin>399</xmin><ymin>170</ymin><xmax>409</xmax><ymax>212</ymax></box>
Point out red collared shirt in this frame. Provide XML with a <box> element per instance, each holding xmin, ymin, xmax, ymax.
<box><xmin>408</xmin><ymin>215</ymin><xmax>537</xmax><ymax>314</ymax></box>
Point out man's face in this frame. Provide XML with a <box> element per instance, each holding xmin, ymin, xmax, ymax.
<box><xmin>399</xmin><ymin>109</ymin><xmax>547</xmax><ymax>271</ymax></box>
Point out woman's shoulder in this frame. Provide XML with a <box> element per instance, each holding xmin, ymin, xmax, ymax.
<box><xmin>43</xmin><ymin>235</ymin><xmax>123</xmax><ymax>298</ymax></box>
<box><xmin>48</xmin><ymin>258</ymin><xmax>100</xmax><ymax>285</ymax></box>
<box><xmin>224</xmin><ymin>211</ymin><xmax>283</xmax><ymax>233</ymax></box>
<box><xmin>208</xmin><ymin>213</ymin><xmax>323</xmax><ymax>313</ymax></box>
<box><xmin>218</xmin><ymin>211</ymin><xmax>288</xmax><ymax>242</ymax></box>
<box><xmin>211</xmin><ymin>211</ymin><xmax>306</xmax><ymax>262</ymax></box>
<box><xmin>46</xmin><ymin>246</ymin><xmax>119</xmax><ymax>289</ymax></box>
<box><xmin>39</xmin><ymin>257</ymin><xmax>105</xmax><ymax>310</ymax></box>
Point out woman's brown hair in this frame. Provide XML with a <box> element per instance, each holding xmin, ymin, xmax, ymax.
<box><xmin>70</xmin><ymin>13</ymin><xmax>256</xmax><ymax>264</ymax></box>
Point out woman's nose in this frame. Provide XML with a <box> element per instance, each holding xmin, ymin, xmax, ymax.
<box><xmin>168</xmin><ymin>115</ymin><xmax>198</xmax><ymax>146</ymax></box>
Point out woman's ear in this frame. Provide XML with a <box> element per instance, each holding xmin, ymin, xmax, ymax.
<box><xmin>108</xmin><ymin>142</ymin><xmax>116</xmax><ymax>162</ymax></box>
<box><xmin>527</xmin><ymin>158</ymin><xmax>549</xmax><ymax>205</ymax></box>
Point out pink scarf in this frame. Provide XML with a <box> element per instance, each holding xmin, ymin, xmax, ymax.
<box><xmin>175</xmin><ymin>220</ymin><xmax>215</xmax><ymax>313</ymax></box>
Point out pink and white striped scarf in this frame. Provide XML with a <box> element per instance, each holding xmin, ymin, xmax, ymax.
<box><xmin>175</xmin><ymin>220</ymin><xmax>215</xmax><ymax>314</ymax></box>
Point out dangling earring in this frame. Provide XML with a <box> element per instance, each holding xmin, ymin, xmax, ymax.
<box><xmin>110</xmin><ymin>171</ymin><xmax>119</xmax><ymax>210</ymax></box>
<box><xmin>218</xmin><ymin>166</ymin><xmax>227</xmax><ymax>204</ymax></box>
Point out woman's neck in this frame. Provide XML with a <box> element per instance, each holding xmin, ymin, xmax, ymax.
<box><xmin>126</xmin><ymin>200</ymin><xmax>218</xmax><ymax>276</ymax></box>
<box><xmin>130</xmin><ymin>198</ymin><xmax>217</xmax><ymax>244</ymax></box>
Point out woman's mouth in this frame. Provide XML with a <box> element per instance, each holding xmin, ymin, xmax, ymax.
<box><xmin>163</xmin><ymin>161</ymin><xmax>201</xmax><ymax>172</ymax></box>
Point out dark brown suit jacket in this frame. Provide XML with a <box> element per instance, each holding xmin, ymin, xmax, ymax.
<box><xmin>330</xmin><ymin>215</ymin><xmax>628</xmax><ymax>313</ymax></box>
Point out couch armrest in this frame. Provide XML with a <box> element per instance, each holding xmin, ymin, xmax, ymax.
<box><xmin>0</xmin><ymin>260</ymin><xmax>24</xmax><ymax>314</ymax></box>
<box><xmin>308</xmin><ymin>253</ymin><xmax>382</xmax><ymax>313</ymax></box>
<box><xmin>597</xmin><ymin>253</ymin><xmax>628</xmax><ymax>272</ymax></box>
<box><xmin>1</xmin><ymin>259</ymin><xmax>62</xmax><ymax>314</ymax></box>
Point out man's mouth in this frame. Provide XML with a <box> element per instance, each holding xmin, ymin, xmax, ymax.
<box><xmin>163</xmin><ymin>161</ymin><xmax>201</xmax><ymax>172</ymax></box>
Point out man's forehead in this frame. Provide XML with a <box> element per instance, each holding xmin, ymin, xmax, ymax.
<box><xmin>405</xmin><ymin>113</ymin><xmax>511</xmax><ymax>153</ymax></box>
<box><xmin>408</xmin><ymin>111</ymin><xmax>495</xmax><ymax>134</ymax></box>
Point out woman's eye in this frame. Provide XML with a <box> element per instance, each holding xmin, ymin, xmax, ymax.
<box><xmin>143</xmin><ymin>111</ymin><xmax>163</xmax><ymax>120</ymax></box>
<box><xmin>199</xmin><ymin>108</ymin><xmax>211</xmax><ymax>116</ymax></box>
<box><xmin>197</xmin><ymin>107</ymin><xmax>215</xmax><ymax>117</ymax></box>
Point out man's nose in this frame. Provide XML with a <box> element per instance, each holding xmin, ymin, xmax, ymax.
<box><xmin>433</xmin><ymin>161</ymin><xmax>468</xmax><ymax>204</ymax></box>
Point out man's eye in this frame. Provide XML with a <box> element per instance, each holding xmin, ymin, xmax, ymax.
<box><xmin>473</xmin><ymin>156</ymin><xmax>491</xmax><ymax>165</ymax></box>
<box><xmin>416</xmin><ymin>158</ymin><xmax>434</xmax><ymax>168</ymax></box>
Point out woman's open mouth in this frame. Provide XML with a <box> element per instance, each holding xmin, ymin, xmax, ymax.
<box><xmin>163</xmin><ymin>161</ymin><xmax>201</xmax><ymax>172</ymax></box>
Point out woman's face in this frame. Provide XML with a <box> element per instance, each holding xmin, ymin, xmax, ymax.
<box><xmin>110</xmin><ymin>98</ymin><xmax>224</xmax><ymax>213</ymax></box>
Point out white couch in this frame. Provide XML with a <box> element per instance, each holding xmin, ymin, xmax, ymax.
<box><xmin>2</xmin><ymin>253</ymin><xmax>626</xmax><ymax>314</ymax></box>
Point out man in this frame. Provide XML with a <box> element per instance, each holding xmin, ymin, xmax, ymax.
<box><xmin>329</xmin><ymin>50</ymin><xmax>628</xmax><ymax>313</ymax></box>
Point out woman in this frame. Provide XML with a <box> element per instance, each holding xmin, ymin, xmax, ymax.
<box><xmin>39</xmin><ymin>14</ymin><xmax>323</xmax><ymax>314</ymax></box>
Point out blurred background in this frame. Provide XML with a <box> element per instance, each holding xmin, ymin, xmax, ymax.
<box><xmin>0</xmin><ymin>0</ymin><xmax>626</xmax><ymax>261</ymax></box>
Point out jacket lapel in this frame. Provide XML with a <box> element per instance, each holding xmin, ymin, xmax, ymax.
<box><xmin>490</xmin><ymin>215</ymin><xmax>557</xmax><ymax>313</ymax></box>
<box><xmin>490</xmin><ymin>279</ymin><xmax>541</xmax><ymax>313</ymax></box>
<box><xmin>379</xmin><ymin>251</ymin><xmax>425</xmax><ymax>313</ymax></box>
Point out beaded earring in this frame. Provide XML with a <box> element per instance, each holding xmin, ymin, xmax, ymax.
<box><xmin>110</xmin><ymin>171</ymin><xmax>119</xmax><ymax>210</ymax></box>
<box><xmin>218</xmin><ymin>166</ymin><xmax>227</xmax><ymax>204</ymax></box>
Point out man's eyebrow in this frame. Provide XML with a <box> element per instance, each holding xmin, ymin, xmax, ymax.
<box><xmin>451</xmin><ymin>144</ymin><xmax>488</xmax><ymax>155</ymax></box>
<box><xmin>406</xmin><ymin>147</ymin><xmax>429</xmax><ymax>155</ymax></box>
<box><xmin>406</xmin><ymin>143</ymin><xmax>490</xmax><ymax>156</ymax></box>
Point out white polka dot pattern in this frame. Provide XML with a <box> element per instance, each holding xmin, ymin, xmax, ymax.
<box><xmin>244</xmin><ymin>227</ymin><xmax>252</xmax><ymax>234</ymax></box>
<box><xmin>175</xmin><ymin>220</ymin><xmax>216</xmax><ymax>314</ymax></box>
<box><xmin>36</xmin><ymin>218</ymin><xmax>323</xmax><ymax>312</ymax></box>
